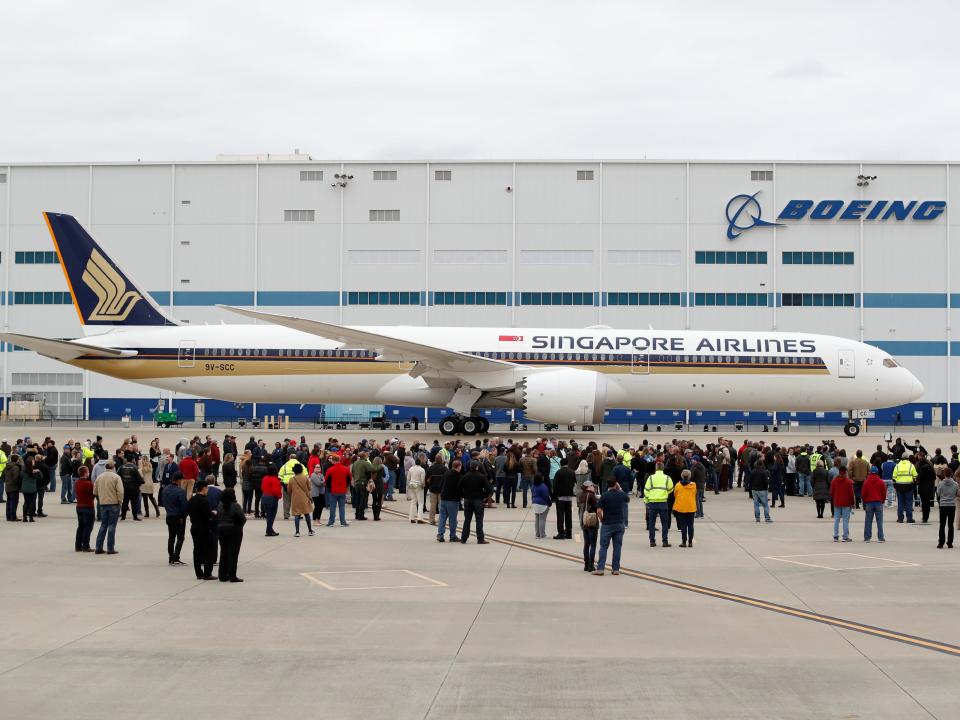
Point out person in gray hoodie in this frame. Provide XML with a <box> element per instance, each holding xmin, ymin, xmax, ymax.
<box><xmin>935</xmin><ymin>469</ymin><xmax>958</xmax><ymax>548</ymax></box>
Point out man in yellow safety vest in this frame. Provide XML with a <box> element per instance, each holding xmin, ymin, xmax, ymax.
<box><xmin>892</xmin><ymin>457</ymin><xmax>918</xmax><ymax>523</ymax></box>
<box><xmin>644</xmin><ymin>463</ymin><xmax>674</xmax><ymax>548</ymax></box>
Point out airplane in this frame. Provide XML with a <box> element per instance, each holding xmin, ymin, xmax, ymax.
<box><xmin>0</xmin><ymin>212</ymin><xmax>924</xmax><ymax>437</ymax></box>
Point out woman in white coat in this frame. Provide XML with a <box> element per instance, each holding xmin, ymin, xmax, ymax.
<box><xmin>406</xmin><ymin>458</ymin><xmax>426</xmax><ymax>523</ymax></box>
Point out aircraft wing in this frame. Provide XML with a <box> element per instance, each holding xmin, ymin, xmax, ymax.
<box><xmin>217</xmin><ymin>306</ymin><xmax>518</xmax><ymax>375</ymax></box>
<box><xmin>0</xmin><ymin>333</ymin><xmax>138</xmax><ymax>361</ymax></box>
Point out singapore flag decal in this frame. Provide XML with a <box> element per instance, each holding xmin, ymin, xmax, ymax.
<box><xmin>499</xmin><ymin>335</ymin><xmax>523</xmax><ymax>342</ymax></box>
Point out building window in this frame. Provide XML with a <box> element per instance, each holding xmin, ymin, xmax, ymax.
<box><xmin>781</xmin><ymin>293</ymin><xmax>856</xmax><ymax>307</ymax></box>
<box><xmin>693</xmin><ymin>293</ymin><xmax>768</xmax><ymax>307</ymax></box>
<box><xmin>781</xmin><ymin>251</ymin><xmax>854</xmax><ymax>265</ymax></box>
<box><xmin>299</xmin><ymin>170</ymin><xmax>323</xmax><ymax>181</ymax></box>
<box><xmin>12</xmin><ymin>372</ymin><xmax>82</xmax><ymax>386</ymax></box>
<box><xmin>695</xmin><ymin>250</ymin><xmax>767</xmax><ymax>265</ymax></box>
<box><xmin>13</xmin><ymin>291</ymin><xmax>71</xmax><ymax>305</ymax></box>
<box><xmin>433</xmin><ymin>291</ymin><xmax>508</xmax><ymax>306</ymax></box>
<box><xmin>519</xmin><ymin>250</ymin><xmax>593</xmax><ymax>265</ymax></box>
<box><xmin>576</xmin><ymin>170</ymin><xmax>594</xmax><ymax>181</ymax></box>
<box><xmin>606</xmin><ymin>250</ymin><xmax>680</xmax><ymax>266</ymax></box>
<box><xmin>373</xmin><ymin>170</ymin><xmax>397</xmax><ymax>181</ymax></box>
<box><xmin>369</xmin><ymin>209</ymin><xmax>400</xmax><ymax>222</ymax></box>
<box><xmin>607</xmin><ymin>292</ymin><xmax>682</xmax><ymax>306</ymax></box>
<box><xmin>346</xmin><ymin>291</ymin><xmax>421</xmax><ymax>306</ymax></box>
<box><xmin>434</xmin><ymin>249</ymin><xmax>507</xmax><ymax>264</ymax></box>
<box><xmin>434</xmin><ymin>170</ymin><xmax>452</xmax><ymax>181</ymax></box>
<box><xmin>519</xmin><ymin>292</ymin><xmax>594</xmax><ymax>306</ymax></box>
<box><xmin>348</xmin><ymin>250</ymin><xmax>420</xmax><ymax>264</ymax></box>
<box><xmin>751</xmin><ymin>170</ymin><xmax>773</xmax><ymax>181</ymax></box>
<box><xmin>0</xmin><ymin>173</ymin><xmax>8</xmax><ymax>183</ymax></box>
<box><xmin>283</xmin><ymin>209</ymin><xmax>315</xmax><ymax>222</ymax></box>
<box><xmin>14</xmin><ymin>251</ymin><xmax>59</xmax><ymax>264</ymax></box>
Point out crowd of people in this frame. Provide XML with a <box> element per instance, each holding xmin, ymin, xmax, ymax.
<box><xmin>2</xmin><ymin>431</ymin><xmax>958</xmax><ymax>582</ymax></box>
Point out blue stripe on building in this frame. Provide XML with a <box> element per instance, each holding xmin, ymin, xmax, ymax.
<box><xmin>863</xmin><ymin>293</ymin><xmax>947</xmax><ymax>309</ymax></box>
<box><xmin>14</xmin><ymin>290</ymin><xmax>960</xmax><ymax>309</ymax></box>
<box><xmin>865</xmin><ymin>340</ymin><xmax>948</xmax><ymax>356</ymax></box>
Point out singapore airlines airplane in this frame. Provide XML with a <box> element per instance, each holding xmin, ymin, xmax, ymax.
<box><xmin>0</xmin><ymin>213</ymin><xmax>924</xmax><ymax>436</ymax></box>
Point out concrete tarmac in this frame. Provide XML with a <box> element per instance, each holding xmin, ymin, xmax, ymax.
<box><xmin>1</xmin><ymin>479</ymin><xmax>958</xmax><ymax>719</ymax></box>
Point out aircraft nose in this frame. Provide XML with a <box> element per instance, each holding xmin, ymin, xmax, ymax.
<box><xmin>909</xmin><ymin>374</ymin><xmax>924</xmax><ymax>402</ymax></box>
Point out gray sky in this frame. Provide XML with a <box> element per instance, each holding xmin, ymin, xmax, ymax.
<box><xmin>3</xmin><ymin>0</ymin><xmax>958</xmax><ymax>162</ymax></box>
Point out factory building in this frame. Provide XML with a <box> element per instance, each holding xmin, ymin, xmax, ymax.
<box><xmin>0</xmin><ymin>155</ymin><xmax>955</xmax><ymax>426</ymax></box>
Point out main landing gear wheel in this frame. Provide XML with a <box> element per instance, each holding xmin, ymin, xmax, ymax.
<box><xmin>439</xmin><ymin>417</ymin><xmax>461</xmax><ymax>436</ymax></box>
<box><xmin>843</xmin><ymin>421</ymin><xmax>861</xmax><ymax>437</ymax></box>
<box><xmin>440</xmin><ymin>415</ymin><xmax>489</xmax><ymax>435</ymax></box>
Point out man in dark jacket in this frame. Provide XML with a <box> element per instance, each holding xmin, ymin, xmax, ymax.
<box><xmin>426</xmin><ymin>457</ymin><xmax>448</xmax><ymax>524</ymax></box>
<box><xmin>188</xmin><ymin>479</ymin><xmax>216</xmax><ymax>580</ymax></box>
<box><xmin>119</xmin><ymin>459</ymin><xmax>144</xmax><ymax>521</ymax></box>
<box><xmin>436</xmin><ymin>459</ymin><xmax>462</xmax><ymax>542</ymax></box>
<box><xmin>162</xmin><ymin>474</ymin><xmax>189</xmax><ymax>565</ymax></box>
<box><xmin>552</xmin><ymin>462</ymin><xmax>577</xmax><ymax>539</ymax></box>
<box><xmin>459</xmin><ymin>461</ymin><xmax>492</xmax><ymax>544</ymax></box>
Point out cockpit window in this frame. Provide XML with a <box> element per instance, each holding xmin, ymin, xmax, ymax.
<box><xmin>883</xmin><ymin>358</ymin><xmax>899</xmax><ymax>368</ymax></box>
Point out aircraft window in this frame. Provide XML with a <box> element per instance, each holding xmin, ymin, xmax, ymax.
<box><xmin>883</xmin><ymin>358</ymin><xmax>899</xmax><ymax>368</ymax></box>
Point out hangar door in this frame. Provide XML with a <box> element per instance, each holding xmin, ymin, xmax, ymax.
<box><xmin>838</xmin><ymin>350</ymin><xmax>855</xmax><ymax>378</ymax></box>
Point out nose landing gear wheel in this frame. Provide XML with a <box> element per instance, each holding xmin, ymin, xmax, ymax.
<box><xmin>843</xmin><ymin>421</ymin><xmax>860</xmax><ymax>437</ymax></box>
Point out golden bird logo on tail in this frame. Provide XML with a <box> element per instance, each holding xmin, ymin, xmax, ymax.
<box><xmin>81</xmin><ymin>249</ymin><xmax>142</xmax><ymax>321</ymax></box>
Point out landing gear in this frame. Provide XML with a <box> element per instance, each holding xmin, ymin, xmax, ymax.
<box><xmin>439</xmin><ymin>417</ymin><xmax>460</xmax><ymax>436</ymax></box>
<box><xmin>844</xmin><ymin>421</ymin><xmax>861</xmax><ymax>437</ymax></box>
<box><xmin>438</xmin><ymin>415</ymin><xmax>490</xmax><ymax>436</ymax></box>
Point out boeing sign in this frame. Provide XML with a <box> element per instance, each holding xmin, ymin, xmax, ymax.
<box><xmin>725</xmin><ymin>192</ymin><xmax>946</xmax><ymax>239</ymax></box>
<box><xmin>725</xmin><ymin>192</ymin><xmax>784</xmax><ymax>240</ymax></box>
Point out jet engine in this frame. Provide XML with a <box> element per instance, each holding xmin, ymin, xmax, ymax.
<box><xmin>518</xmin><ymin>368</ymin><xmax>608</xmax><ymax>425</ymax></box>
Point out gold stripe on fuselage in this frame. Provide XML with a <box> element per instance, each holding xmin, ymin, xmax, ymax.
<box><xmin>69</xmin><ymin>357</ymin><xmax>830</xmax><ymax>381</ymax></box>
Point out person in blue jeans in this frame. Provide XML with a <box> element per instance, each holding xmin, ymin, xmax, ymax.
<box><xmin>95</xmin><ymin>504</ymin><xmax>120</xmax><ymax>553</ymax></box>
<box><xmin>861</xmin><ymin>468</ymin><xmax>887</xmax><ymax>542</ymax></box>
<box><xmin>749</xmin><ymin>462</ymin><xmax>773</xmax><ymax>522</ymax></box>
<box><xmin>326</xmin><ymin>493</ymin><xmax>347</xmax><ymax>527</ymax></box>
<box><xmin>437</xmin><ymin>499</ymin><xmax>459</xmax><ymax>541</ymax></box>
<box><xmin>593</xmin><ymin>478</ymin><xmax>629</xmax><ymax>575</ymax></box>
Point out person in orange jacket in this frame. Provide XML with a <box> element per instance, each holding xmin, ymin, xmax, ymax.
<box><xmin>673</xmin><ymin>469</ymin><xmax>699</xmax><ymax>547</ymax></box>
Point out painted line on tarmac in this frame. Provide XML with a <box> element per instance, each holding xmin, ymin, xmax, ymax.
<box><xmin>382</xmin><ymin>507</ymin><xmax>960</xmax><ymax>658</ymax></box>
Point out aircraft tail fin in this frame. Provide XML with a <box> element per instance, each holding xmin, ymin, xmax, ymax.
<box><xmin>43</xmin><ymin>212</ymin><xmax>177</xmax><ymax>330</ymax></box>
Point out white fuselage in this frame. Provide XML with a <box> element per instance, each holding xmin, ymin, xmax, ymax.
<box><xmin>63</xmin><ymin>324</ymin><xmax>925</xmax><ymax>416</ymax></box>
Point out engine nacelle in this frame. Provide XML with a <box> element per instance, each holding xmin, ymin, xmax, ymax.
<box><xmin>519</xmin><ymin>368</ymin><xmax>608</xmax><ymax>425</ymax></box>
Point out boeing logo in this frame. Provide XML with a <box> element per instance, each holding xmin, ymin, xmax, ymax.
<box><xmin>725</xmin><ymin>192</ymin><xmax>783</xmax><ymax>240</ymax></box>
<box><xmin>725</xmin><ymin>192</ymin><xmax>947</xmax><ymax>239</ymax></box>
<box><xmin>82</xmin><ymin>248</ymin><xmax>142</xmax><ymax>322</ymax></box>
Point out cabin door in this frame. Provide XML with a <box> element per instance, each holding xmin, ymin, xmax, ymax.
<box><xmin>178</xmin><ymin>341</ymin><xmax>196</xmax><ymax>368</ymax></box>
<box><xmin>838</xmin><ymin>349</ymin><xmax>855</xmax><ymax>378</ymax></box>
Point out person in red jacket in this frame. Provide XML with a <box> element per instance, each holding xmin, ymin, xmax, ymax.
<box><xmin>74</xmin><ymin>466</ymin><xmax>95</xmax><ymax>552</ymax></box>
<box><xmin>830</xmin><ymin>467</ymin><xmax>855</xmax><ymax>542</ymax></box>
<box><xmin>179</xmin><ymin>451</ymin><xmax>200</xmax><ymax>499</ymax></box>
<box><xmin>324</xmin><ymin>455</ymin><xmax>351</xmax><ymax>528</ymax></box>
<box><xmin>261</xmin><ymin>466</ymin><xmax>283</xmax><ymax>537</ymax></box>
<box><xmin>861</xmin><ymin>466</ymin><xmax>887</xmax><ymax>543</ymax></box>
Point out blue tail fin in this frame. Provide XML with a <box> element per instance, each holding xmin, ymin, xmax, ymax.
<box><xmin>44</xmin><ymin>212</ymin><xmax>176</xmax><ymax>328</ymax></box>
